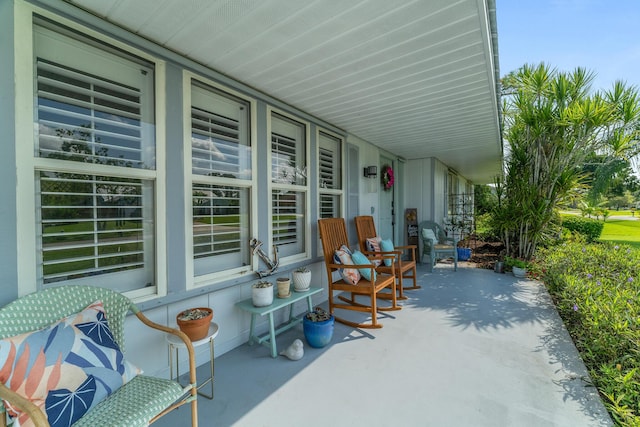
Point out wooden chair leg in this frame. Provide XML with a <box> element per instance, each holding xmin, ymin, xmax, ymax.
<box><xmin>396</xmin><ymin>273</ymin><xmax>407</xmax><ymax>300</ymax></box>
<box><xmin>402</xmin><ymin>266</ymin><xmax>421</xmax><ymax>290</ymax></box>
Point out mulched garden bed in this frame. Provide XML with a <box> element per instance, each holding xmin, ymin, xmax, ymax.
<box><xmin>458</xmin><ymin>237</ymin><xmax>505</xmax><ymax>270</ymax></box>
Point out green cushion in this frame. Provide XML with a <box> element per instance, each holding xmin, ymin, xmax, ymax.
<box><xmin>72</xmin><ymin>375</ymin><xmax>186</xmax><ymax>427</ymax></box>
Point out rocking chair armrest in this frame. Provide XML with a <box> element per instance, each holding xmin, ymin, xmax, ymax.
<box><xmin>393</xmin><ymin>245</ymin><xmax>417</xmax><ymax>259</ymax></box>
<box><xmin>361</xmin><ymin>251</ymin><xmax>397</xmax><ymax>261</ymax></box>
<box><xmin>327</xmin><ymin>262</ymin><xmax>345</xmax><ymax>271</ymax></box>
<box><xmin>393</xmin><ymin>245</ymin><xmax>417</xmax><ymax>250</ymax></box>
<box><xmin>0</xmin><ymin>383</ymin><xmax>50</xmax><ymax>427</ymax></box>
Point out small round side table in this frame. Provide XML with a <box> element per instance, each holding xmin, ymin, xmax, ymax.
<box><xmin>167</xmin><ymin>322</ymin><xmax>219</xmax><ymax>399</ymax></box>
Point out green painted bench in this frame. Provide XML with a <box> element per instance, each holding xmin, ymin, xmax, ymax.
<box><xmin>0</xmin><ymin>286</ymin><xmax>198</xmax><ymax>427</ymax></box>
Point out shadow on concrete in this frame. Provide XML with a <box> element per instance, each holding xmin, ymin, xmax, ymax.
<box><xmin>154</xmin><ymin>264</ymin><xmax>612</xmax><ymax>427</ymax></box>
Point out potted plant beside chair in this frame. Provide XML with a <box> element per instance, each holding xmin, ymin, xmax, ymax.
<box><xmin>303</xmin><ymin>307</ymin><xmax>334</xmax><ymax>348</ymax></box>
<box><xmin>176</xmin><ymin>307</ymin><xmax>213</xmax><ymax>341</ymax></box>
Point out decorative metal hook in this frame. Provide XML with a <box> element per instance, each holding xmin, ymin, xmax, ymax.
<box><xmin>250</xmin><ymin>238</ymin><xmax>279</xmax><ymax>278</ymax></box>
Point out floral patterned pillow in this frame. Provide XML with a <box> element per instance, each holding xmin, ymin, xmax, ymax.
<box><xmin>0</xmin><ymin>301</ymin><xmax>141</xmax><ymax>427</ymax></box>
<box><xmin>333</xmin><ymin>245</ymin><xmax>361</xmax><ymax>285</ymax></box>
<box><xmin>365</xmin><ymin>236</ymin><xmax>383</xmax><ymax>267</ymax></box>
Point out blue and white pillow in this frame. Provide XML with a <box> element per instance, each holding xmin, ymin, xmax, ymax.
<box><xmin>350</xmin><ymin>250</ymin><xmax>377</xmax><ymax>282</ymax></box>
<box><xmin>333</xmin><ymin>245</ymin><xmax>361</xmax><ymax>285</ymax></box>
<box><xmin>0</xmin><ymin>301</ymin><xmax>140</xmax><ymax>427</ymax></box>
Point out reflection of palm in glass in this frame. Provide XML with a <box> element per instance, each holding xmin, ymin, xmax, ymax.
<box><xmin>38</xmin><ymin>61</ymin><xmax>149</xmax><ymax>169</ymax></box>
<box><xmin>40</xmin><ymin>171</ymin><xmax>146</xmax><ymax>283</ymax></box>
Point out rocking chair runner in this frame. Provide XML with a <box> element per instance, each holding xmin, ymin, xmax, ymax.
<box><xmin>318</xmin><ymin>218</ymin><xmax>400</xmax><ymax>329</ymax></box>
<box><xmin>354</xmin><ymin>215</ymin><xmax>420</xmax><ymax>299</ymax></box>
<box><xmin>0</xmin><ymin>286</ymin><xmax>198</xmax><ymax>427</ymax></box>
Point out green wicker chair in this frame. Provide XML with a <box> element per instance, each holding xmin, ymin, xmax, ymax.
<box><xmin>418</xmin><ymin>220</ymin><xmax>458</xmax><ymax>271</ymax></box>
<box><xmin>0</xmin><ymin>286</ymin><xmax>198</xmax><ymax>427</ymax></box>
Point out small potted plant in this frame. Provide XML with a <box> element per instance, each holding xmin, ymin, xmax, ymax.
<box><xmin>252</xmin><ymin>280</ymin><xmax>274</xmax><ymax>307</ymax></box>
<box><xmin>276</xmin><ymin>276</ymin><xmax>291</xmax><ymax>298</ymax></box>
<box><xmin>292</xmin><ymin>266</ymin><xmax>312</xmax><ymax>292</ymax></box>
<box><xmin>176</xmin><ymin>307</ymin><xmax>213</xmax><ymax>341</ymax></box>
<box><xmin>303</xmin><ymin>307</ymin><xmax>334</xmax><ymax>348</ymax></box>
<box><xmin>505</xmin><ymin>256</ymin><xmax>528</xmax><ymax>278</ymax></box>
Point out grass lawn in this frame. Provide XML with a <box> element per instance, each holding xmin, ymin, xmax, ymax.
<box><xmin>600</xmin><ymin>218</ymin><xmax>640</xmax><ymax>249</ymax></box>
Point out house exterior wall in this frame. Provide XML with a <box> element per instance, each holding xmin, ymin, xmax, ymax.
<box><xmin>406</xmin><ymin>157</ymin><xmax>475</xmax><ymax>229</ymax></box>
<box><xmin>2</xmin><ymin>0</ymin><xmax>427</xmax><ymax>377</ymax></box>
<box><xmin>0</xmin><ymin>0</ymin><xmax>19</xmax><ymax>306</ymax></box>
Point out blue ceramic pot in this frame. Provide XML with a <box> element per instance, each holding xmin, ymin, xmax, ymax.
<box><xmin>457</xmin><ymin>247</ymin><xmax>472</xmax><ymax>261</ymax></box>
<box><xmin>303</xmin><ymin>314</ymin><xmax>335</xmax><ymax>348</ymax></box>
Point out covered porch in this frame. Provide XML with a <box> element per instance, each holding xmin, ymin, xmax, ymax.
<box><xmin>155</xmin><ymin>264</ymin><xmax>612</xmax><ymax>427</ymax></box>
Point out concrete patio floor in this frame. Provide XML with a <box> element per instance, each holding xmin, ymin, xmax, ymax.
<box><xmin>155</xmin><ymin>263</ymin><xmax>612</xmax><ymax>427</ymax></box>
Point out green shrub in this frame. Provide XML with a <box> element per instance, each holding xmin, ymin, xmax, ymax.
<box><xmin>562</xmin><ymin>216</ymin><xmax>604</xmax><ymax>242</ymax></box>
<box><xmin>474</xmin><ymin>212</ymin><xmax>499</xmax><ymax>241</ymax></box>
<box><xmin>537</xmin><ymin>241</ymin><xmax>640</xmax><ymax>426</ymax></box>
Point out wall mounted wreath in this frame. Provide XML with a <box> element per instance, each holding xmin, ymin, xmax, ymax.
<box><xmin>381</xmin><ymin>165</ymin><xmax>394</xmax><ymax>191</ymax></box>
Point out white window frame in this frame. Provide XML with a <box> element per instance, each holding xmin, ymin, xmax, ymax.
<box><xmin>267</xmin><ymin>107</ymin><xmax>311</xmax><ymax>265</ymax></box>
<box><xmin>316</xmin><ymin>128</ymin><xmax>345</xmax><ymax>255</ymax></box>
<box><xmin>15</xmin><ymin>3</ymin><xmax>167</xmax><ymax>302</ymax></box>
<box><xmin>182</xmin><ymin>71</ymin><xmax>258</xmax><ymax>288</ymax></box>
<box><xmin>317</xmin><ymin>128</ymin><xmax>345</xmax><ymax>218</ymax></box>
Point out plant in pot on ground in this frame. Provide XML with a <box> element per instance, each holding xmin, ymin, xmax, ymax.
<box><xmin>504</xmin><ymin>256</ymin><xmax>528</xmax><ymax>277</ymax></box>
<box><xmin>303</xmin><ymin>307</ymin><xmax>334</xmax><ymax>348</ymax></box>
<box><xmin>176</xmin><ymin>307</ymin><xmax>213</xmax><ymax>341</ymax></box>
<box><xmin>292</xmin><ymin>266</ymin><xmax>311</xmax><ymax>292</ymax></box>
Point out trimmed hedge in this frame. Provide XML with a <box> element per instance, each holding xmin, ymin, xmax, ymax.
<box><xmin>562</xmin><ymin>216</ymin><xmax>604</xmax><ymax>242</ymax></box>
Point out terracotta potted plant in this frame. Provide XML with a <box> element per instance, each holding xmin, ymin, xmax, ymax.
<box><xmin>176</xmin><ymin>307</ymin><xmax>213</xmax><ymax>341</ymax></box>
<box><xmin>303</xmin><ymin>307</ymin><xmax>334</xmax><ymax>348</ymax></box>
<box><xmin>252</xmin><ymin>280</ymin><xmax>274</xmax><ymax>307</ymax></box>
<box><xmin>292</xmin><ymin>266</ymin><xmax>311</xmax><ymax>292</ymax></box>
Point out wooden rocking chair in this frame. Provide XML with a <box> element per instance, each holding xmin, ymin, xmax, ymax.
<box><xmin>354</xmin><ymin>215</ymin><xmax>420</xmax><ymax>300</ymax></box>
<box><xmin>318</xmin><ymin>218</ymin><xmax>400</xmax><ymax>329</ymax></box>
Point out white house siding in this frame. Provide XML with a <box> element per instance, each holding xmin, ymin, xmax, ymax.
<box><xmin>1</xmin><ymin>1</ymin><xmax>481</xmax><ymax>378</ymax></box>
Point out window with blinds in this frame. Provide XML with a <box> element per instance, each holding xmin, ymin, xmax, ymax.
<box><xmin>34</xmin><ymin>23</ymin><xmax>157</xmax><ymax>293</ymax></box>
<box><xmin>270</xmin><ymin>113</ymin><xmax>308</xmax><ymax>259</ymax></box>
<box><xmin>38</xmin><ymin>172</ymin><xmax>154</xmax><ymax>290</ymax></box>
<box><xmin>190</xmin><ymin>80</ymin><xmax>252</xmax><ymax>278</ymax></box>
<box><xmin>271</xmin><ymin>113</ymin><xmax>306</xmax><ymax>186</ymax></box>
<box><xmin>318</xmin><ymin>131</ymin><xmax>343</xmax><ymax>219</ymax></box>
<box><xmin>272</xmin><ymin>190</ymin><xmax>305</xmax><ymax>247</ymax></box>
<box><xmin>37</xmin><ymin>60</ymin><xmax>148</xmax><ymax>168</ymax></box>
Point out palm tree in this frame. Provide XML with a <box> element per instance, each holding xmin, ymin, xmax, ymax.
<box><xmin>496</xmin><ymin>63</ymin><xmax>640</xmax><ymax>260</ymax></box>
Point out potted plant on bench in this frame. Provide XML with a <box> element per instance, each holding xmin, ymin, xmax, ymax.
<box><xmin>292</xmin><ymin>266</ymin><xmax>311</xmax><ymax>292</ymax></box>
<box><xmin>252</xmin><ymin>280</ymin><xmax>274</xmax><ymax>307</ymax></box>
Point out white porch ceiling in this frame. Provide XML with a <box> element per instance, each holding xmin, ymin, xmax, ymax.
<box><xmin>66</xmin><ymin>0</ymin><xmax>502</xmax><ymax>183</ymax></box>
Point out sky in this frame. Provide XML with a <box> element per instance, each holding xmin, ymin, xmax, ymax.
<box><xmin>496</xmin><ymin>0</ymin><xmax>640</xmax><ymax>92</ymax></box>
